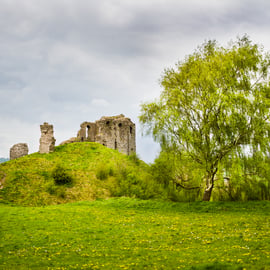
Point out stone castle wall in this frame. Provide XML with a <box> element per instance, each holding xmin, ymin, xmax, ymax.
<box><xmin>76</xmin><ymin>114</ymin><xmax>136</xmax><ymax>155</ymax></box>
<box><xmin>8</xmin><ymin>115</ymin><xmax>135</xmax><ymax>160</ymax></box>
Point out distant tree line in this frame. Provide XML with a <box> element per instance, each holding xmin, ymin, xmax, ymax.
<box><xmin>0</xmin><ymin>158</ymin><xmax>9</xmax><ymax>163</ymax></box>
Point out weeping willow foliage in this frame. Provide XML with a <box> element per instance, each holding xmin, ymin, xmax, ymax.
<box><xmin>150</xmin><ymin>148</ymin><xmax>270</xmax><ymax>202</ymax></box>
<box><xmin>212</xmin><ymin>149</ymin><xmax>270</xmax><ymax>201</ymax></box>
<box><xmin>141</xmin><ymin>35</ymin><xmax>270</xmax><ymax>201</ymax></box>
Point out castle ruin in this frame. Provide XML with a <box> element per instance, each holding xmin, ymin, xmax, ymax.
<box><xmin>7</xmin><ymin>115</ymin><xmax>135</xmax><ymax>159</ymax></box>
<box><xmin>39</xmin><ymin>122</ymin><xmax>56</xmax><ymax>154</ymax></box>
<box><xmin>76</xmin><ymin>114</ymin><xmax>136</xmax><ymax>155</ymax></box>
<box><xmin>10</xmin><ymin>143</ymin><xmax>29</xmax><ymax>160</ymax></box>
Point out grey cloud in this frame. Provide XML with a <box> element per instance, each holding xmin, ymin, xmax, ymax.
<box><xmin>1</xmin><ymin>0</ymin><xmax>270</xmax><ymax>161</ymax></box>
<box><xmin>0</xmin><ymin>73</ymin><xmax>25</xmax><ymax>89</ymax></box>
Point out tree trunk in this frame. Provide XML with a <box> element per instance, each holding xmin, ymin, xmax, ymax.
<box><xmin>202</xmin><ymin>186</ymin><xmax>214</xmax><ymax>201</ymax></box>
<box><xmin>202</xmin><ymin>168</ymin><xmax>217</xmax><ymax>201</ymax></box>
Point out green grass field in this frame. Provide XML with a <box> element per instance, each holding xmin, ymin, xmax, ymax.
<box><xmin>1</xmin><ymin>198</ymin><xmax>270</xmax><ymax>269</ymax></box>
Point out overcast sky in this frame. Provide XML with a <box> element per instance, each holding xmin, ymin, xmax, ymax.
<box><xmin>1</xmin><ymin>0</ymin><xmax>270</xmax><ymax>162</ymax></box>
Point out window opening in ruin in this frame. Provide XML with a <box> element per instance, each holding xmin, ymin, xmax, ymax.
<box><xmin>106</xmin><ymin>121</ymin><xmax>110</xmax><ymax>125</ymax></box>
<box><xmin>115</xmin><ymin>140</ymin><xmax>117</xmax><ymax>150</ymax></box>
<box><xmin>118</xmin><ymin>123</ymin><xmax>122</xmax><ymax>127</ymax></box>
<box><xmin>130</xmin><ymin>127</ymin><xmax>132</xmax><ymax>134</ymax></box>
<box><xmin>81</xmin><ymin>137</ymin><xmax>84</xmax><ymax>141</ymax></box>
<box><xmin>86</xmin><ymin>125</ymin><xmax>90</xmax><ymax>139</ymax></box>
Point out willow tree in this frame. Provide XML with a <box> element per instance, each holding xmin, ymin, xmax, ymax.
<box><xmin>140</xmin><ymin>36</ymin><xmax>270</xmax><ymax>201</ymax></box>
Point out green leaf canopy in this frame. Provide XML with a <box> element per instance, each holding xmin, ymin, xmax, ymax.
<box><xmin>140</xmin><ymin>36</ymin><xmax>270</xmax><ymax>200</ymax></box>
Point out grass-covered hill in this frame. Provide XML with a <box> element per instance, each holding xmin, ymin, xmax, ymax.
<box><xmin>0</xmin><ymin>142</ymin><xmax>161</xmax><ymax>206</ymax></box>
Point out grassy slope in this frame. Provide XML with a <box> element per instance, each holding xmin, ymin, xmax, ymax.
<box><xmin>0</xmin><ymin>142</ymin><xmax>157</xmax><ymax>206</ymax></box>
<box><xmin>0</xmin><ymin>198</ymin><xmax>270</xmax><ymax>269</ymax></box>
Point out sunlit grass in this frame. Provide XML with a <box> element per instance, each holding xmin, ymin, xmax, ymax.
<box><xmin>1</xmin><ymin>198</ymin><xmax>269</xmax><ymax>269</ymax></box>
<box><xmin>0</xmin><ymin>143</ymin><xmax>159</xmax><ymax>206</ymax></box>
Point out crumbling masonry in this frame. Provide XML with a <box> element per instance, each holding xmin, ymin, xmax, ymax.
<box><xmin>39</xmin><ymin>122</ymin><xmax>56</xmax><ymax>154</ymax></box>
<box><xmin>10</xmin><ymin>143</ymin><xmax>29</xmax><ymax>160</ymax></box>
<box><xmin>8</xmin><ymin>115</ymin><xmax>135</xmax><ymax>159</ymax></box>
<box><xmin>76</xmin><ymin>114</ymin><xmax>136</xmax><ymax>155</ymax></box>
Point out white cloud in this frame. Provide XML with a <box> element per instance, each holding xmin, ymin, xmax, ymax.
<box><xmin>91</xmin><ymin>98</ymin><xmax>110</xmax><ymax>107</ymax></box>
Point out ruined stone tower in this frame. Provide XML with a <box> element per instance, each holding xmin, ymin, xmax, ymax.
<box><xmin>76</xmin><ymin>114</ymin><xmax>136</xmax><ymax>155</ymax></box>
<box><xmin>39</xmin><ymin>122</ymin><xmax>56</xmax><ymax>154</ymax></box>
<box><xmin>10</xmin><ymin>143</ymin><xmax>29</xmax><ymax>160</ymax></box>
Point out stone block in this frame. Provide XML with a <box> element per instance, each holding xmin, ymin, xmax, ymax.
<box><xmin>10</xmin><ymin>143</ymin><xmax>29</xmax><ymax>160</ymax></box>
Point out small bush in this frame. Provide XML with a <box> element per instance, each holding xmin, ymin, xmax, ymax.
<box><xmin>56</xmin><ymin>186</ymin><xmax>66</xmax><ymax>198</ymax></box>
<box><xmin>128</xmin><ymin>153</ymin><xmax>141</xmax><ymax>166</ymax></box>
<box><xmin>110</xmin><ymin>165</ymin><xmax>162</xmax><ymax>199</ymax></box>
<box><xmin>45</xmin><ymin>182</ymin><xmax>66</xmax><ymax>199</ymax></box>
<box><xmin>96</xmin><ymin>166</ymin><xmax>109</xmax><ymax>180</ymax></box>
<box><xmin>46</xmin><ymin>183</ymin><xmax>57</xmax><ymax>195</ymax></box>
<box><xmin>96</xmin><ymin>164</ymin><xmax>114</xmax><ymax>180</ymax></box>
<box><xmin>52</xmin><ymin>165</ymin><xmax>73</xmax><ymax>186</ymax></box>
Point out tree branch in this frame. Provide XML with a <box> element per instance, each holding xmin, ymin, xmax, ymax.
<box><xmin>173</xmin><ymin>178</ymin><xmax>201</xmax><ymax>190</ymax></box>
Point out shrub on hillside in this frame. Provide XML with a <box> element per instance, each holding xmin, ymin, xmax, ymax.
<box><xmin>52</xmin><ymin>165</ymin><xmax>73</xmax><ymax>186</ymax></box>
<box><xmin>128</xmin><ymin>153</ymin><xmax>141</xmax><ymax>166</ymax></box>
<box><xmin>46</xmin><ymin>183</ymin><xmax>66</xmax><ymax>198</ymax></box>
<box><xmin>96</xmin><ymin>163</ymin><xmax>114</xmax><ymax>180</ymax></box>
<box><xmin>110</xmin><ymin>165</ymin><xmax>163</xmax><ymax>199</ymax></box>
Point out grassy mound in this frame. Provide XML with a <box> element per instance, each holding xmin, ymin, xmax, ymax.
<box><xmin>0</xmin><ymin>142</ymin><xmax>161</xmax><ymax>206</ymax></box>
